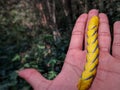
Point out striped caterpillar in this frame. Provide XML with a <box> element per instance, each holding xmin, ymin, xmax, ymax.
<box><xmin>77</xmin><ymin>16</ymin><xmax>99</xmax><ymax>90</ymax></box>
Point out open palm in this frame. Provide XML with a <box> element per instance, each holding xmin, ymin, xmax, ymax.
<box><xmin>18</xmin><ymin>9</ymin><xmax>120</xmax><ymax>90</ymax></box>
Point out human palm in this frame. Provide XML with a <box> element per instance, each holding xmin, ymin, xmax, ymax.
<box><xmin>18</xmin><ymin>9</ymin><xmax>120</xmax><ymax>90</ymax></box>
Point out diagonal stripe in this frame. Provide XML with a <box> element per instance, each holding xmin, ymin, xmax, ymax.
<box><xmin>90</xmin><ymin>64</ymin><xmax>98</xmax><ymax>72</ymax></box>
<box><xmin>92</xmin><ymin>37</ymin><xmax>98</xmax><ymax>44</ymax></box>
<box><xmin>85</xmin><ymin>75</ymin><xmax>94</xmax><ymax>80</ymax></box>
<box><xmin>92</xmin><ymin>53</ymin><xmax>99</xmax><ymax>63</ymax></box>
<box><xmin>91</xmin><ymin>25</ymin><xmax>97</xmax><ymax>30</ymax></box>
<box><xmin>93</xmin><ymin>45</ymin><xmax>98</xmax><ymax>53</ymax></box>
<box><xmin>92</xmin><ymin>30</ymin><xmax>97</xmax><ymax>36</ymax></box>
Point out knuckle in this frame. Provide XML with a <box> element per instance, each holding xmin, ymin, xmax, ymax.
<box><xmin>99</xmin><ymin>32</ymin><xmax>110</xmax><ymax>37</ymax></box>
<box><xmin>72</xmin><ymin>30</ymin><xmax>83</xmax><ymax>35</ymax></box>
<box><xmin>113</xmin><ymin>42</ymin><xmax>120</xmax><ymax>46</ymax></box>
<box><xmin>114</xmin><ymin>33</ymin><xmax>120</xmax><ymax>36</ymax></box>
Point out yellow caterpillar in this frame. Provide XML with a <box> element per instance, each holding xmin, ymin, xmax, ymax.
<box><xmin>77</xmin><ymin>16</ymin><xmax>99</xmax><ymax>90</ymax></box>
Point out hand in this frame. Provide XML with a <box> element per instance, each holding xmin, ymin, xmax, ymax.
<box><xmin>18</xmin><ymin>9</ymin><xmax>120</xmax><ymax>90</ymax></box>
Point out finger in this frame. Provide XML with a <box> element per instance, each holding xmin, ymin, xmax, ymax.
<box><xmin>112</xmin><ymin>21</ymin><xmax>120</xmax><ymax>59</ymax></box>
<box><xmin>98</xmin><ymin>13</ymin><xmax>111</xmax><ymax>52</ymax></box>
<box><xmin>18</xmin><ymin>68</ymin><xmax>52</xmax><ymax>90</ymax></box>
<box><xmin>69</xmin><ymin>13</ymin><xmax>87</xmax><ymax>50</ymax></box>
<box><xmin>85</xmin><ymin>9</ymin><xmax>99</xmax><ymax>49</ymax></box>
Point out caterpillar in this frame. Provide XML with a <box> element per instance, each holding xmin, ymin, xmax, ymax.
<box><xmin>77</xmin><ymin>16</ymin><xmax>99</xmax><ymax>90</ymax></box>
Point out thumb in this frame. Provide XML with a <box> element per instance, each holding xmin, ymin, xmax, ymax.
<box><xmin>18</xmin><ymin>68</ymin><xmax>52</xmax><ymax>90</ymax></box>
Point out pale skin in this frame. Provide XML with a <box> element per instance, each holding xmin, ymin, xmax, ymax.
<box><xmin>18</xmin><ymin>9</ymin><xmax>120</xmax><ymax>90</ymax></box>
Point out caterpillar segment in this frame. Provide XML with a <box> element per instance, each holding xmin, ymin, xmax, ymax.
<box><xmin>77</xmin><ymin>16</ymin><xmax>99</xmax><ymax>90</ymax></box>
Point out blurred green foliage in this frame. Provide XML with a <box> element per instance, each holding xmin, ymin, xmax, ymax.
<box><xmin>0</xmin><ymin>0</ymin><xmax>120</xmax><ymax>90</ymax></box>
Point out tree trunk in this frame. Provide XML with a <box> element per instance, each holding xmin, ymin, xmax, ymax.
<box><xmin>46</xmin><ymin>0</ymin><xmax>60</xmax><ymax>41</ymax></box>
<box><xmin>36</xmin><ymin>2</ymin><xmax>48</xmax><ymax>27</ymax></box>
<box><xmin>61</xmin><ymin>0</ymin><xmax>73</xmax><ymax>29</ymax></box>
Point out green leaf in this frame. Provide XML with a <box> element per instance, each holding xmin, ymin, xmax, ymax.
<box><xmin>47</xmin><ymin>71</ymin><xmax>57</xmax><ymax>80</ymax></box>
<box><xmin>37</xmin><ymin>44</ymin><xmax>45</xmax><ymax>49</ymax></box>
<box><xmin>10</xmin><ymin>71</ymin><xmax>18</xmax><ymax>80</ymax></box>
<box><xmin>24</xmin><ymin>63</ymin><xmax>30</xmax><ymax>68</ymax></box>
<box><xmin>12</xmin><ymin>54</ymin><xmax>20</xmax><ymax>62</ymax></box>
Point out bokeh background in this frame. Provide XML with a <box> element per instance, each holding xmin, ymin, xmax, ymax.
<box><xmin>0</xmin><ymin>0</ymin><xmax>120</xmax><ymax>90</ymax></box>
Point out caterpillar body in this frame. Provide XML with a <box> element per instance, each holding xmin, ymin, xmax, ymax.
<box><xmin>77</xmin><ymin>16</ymin><xmax>99</xmax><ymax>90</ymax></box>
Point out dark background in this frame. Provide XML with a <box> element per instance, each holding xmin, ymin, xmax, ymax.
<box><xmin>0</xmin><ymin>0</ymin><xmax>120</xmax><ymax>90</ymax></box>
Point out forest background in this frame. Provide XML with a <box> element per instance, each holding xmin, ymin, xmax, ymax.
<box><xmin>0</xmin><ymin>0</ymin><xmax>120</xmax><ymax>90</ymax></box>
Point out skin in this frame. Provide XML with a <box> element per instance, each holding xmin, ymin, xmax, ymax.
<box><xmin>18</xmin><ymin>9</ymin><xmax>120</xmax><ymax>90</ymax></box>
